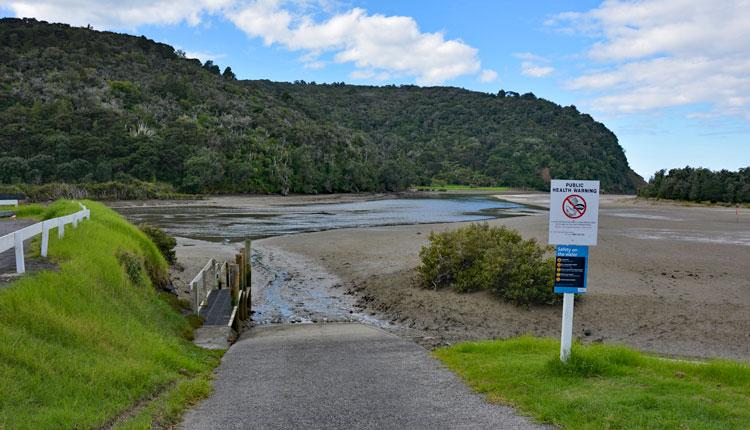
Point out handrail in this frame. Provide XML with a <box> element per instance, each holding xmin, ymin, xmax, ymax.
<box><xmin>188</xmin><ymin>241</ymin><xmax>251</xmax><ymax>336</ymax></box>
<box><xmin>190</xmin><ymin>258</ymin><xmax>218</xmax><ymax>313</ymax></box>
<box><xmin>0</xmin><ymin>202</ymin><xmax>91</xmax><ymax>274</ymax></box>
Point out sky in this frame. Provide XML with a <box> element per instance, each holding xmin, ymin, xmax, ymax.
<box><xmin>1</xmin><ymin>0</ymin><xmax>748</xmax><ymax>180</ymax></box>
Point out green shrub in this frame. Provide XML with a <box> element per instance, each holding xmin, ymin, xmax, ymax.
<box><xmin>418</xmin><ymin>223</ymin><xmax>558</xmax><ymax>306</ymax></box>
<box><xmin>115</xmin><ymin>248</ymin><xmax>148</xmax><ymax>288</ymax></box>
<box><xmin>139</xmin><ymin>223</ymin><xmax>177</xmax><ymax>264</ymax></box>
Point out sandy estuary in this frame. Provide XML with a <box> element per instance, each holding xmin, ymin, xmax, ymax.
<box><xmin>112</xmin><ymin>193</ymin><xmax>750</xmax><ymax>361</ymax></box>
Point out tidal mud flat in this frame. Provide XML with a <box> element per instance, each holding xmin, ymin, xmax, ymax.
<box><xmin>114</xmin><ymin>194</ymin><xmax>750</xmax><ymax>360</ymax></box>
<box><xmin>258</xmin><ymin>195</ymin><xmax>750</xmax><ymax>360</ymax></box>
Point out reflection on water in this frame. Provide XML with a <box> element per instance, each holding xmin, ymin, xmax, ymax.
<box><xmin>116</xmin><ymin>195</ymin><xmax>533</xmax><ymax>241</ymax></box>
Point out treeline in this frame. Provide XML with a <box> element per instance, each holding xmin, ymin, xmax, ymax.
<box><xmin>0</xmin><ymin>18</ymin><xmax>642</xmax><ymax>195</ymax></box>
<box><xmin>0</xmin><ymin>181</ymin><xmax>188</xmax><ymax>201</ymax></box>
<box><xmin>639</xmin><ymin>167</ymin><xmax>750</xmax><ymax>203</ymax></box>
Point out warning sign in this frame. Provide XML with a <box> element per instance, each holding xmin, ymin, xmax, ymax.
<box><xmin>549</xmin><ymin>179</ymin><xmax>600</xmax><ymax>246</ymax></box>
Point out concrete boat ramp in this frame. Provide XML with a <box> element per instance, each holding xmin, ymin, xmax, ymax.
<box><xmin>181</xmin><ymin>323</ymin><xmax>545</xmax><ymax>430</ymax></box>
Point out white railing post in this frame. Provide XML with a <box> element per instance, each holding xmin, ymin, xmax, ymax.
<box><xmin>191</xmin><ymin>281</ymin><xmax>199</xmax><ymax>314</ymax></box>
<box><xmin>72</xmin><ymin>213</ymin><xmax>78</xmax><ymax>228</ymax></box>
<box><xmin>14</xmin><ymin>231</ymin><xmax>25</xmax><ymax>274</ymax></box>
<box><xmin>58</xmin><ymin>218</ymin><xmax>65</xmax><ymax>238</ymax></box>
<box><xmin>41</xmin><ymin>220</ymin><xmax>50</xmax><ymax>257</ymax></box>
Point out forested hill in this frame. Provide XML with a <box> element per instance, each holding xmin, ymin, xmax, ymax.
<box><xmin>0</xmin><ymin>18</ymin><xmax>643</xmax><ymax>194</ymax></box>
<box><xmin>250</xmin><ymin>81</ymin><xmax>643</xmax><ymax>192</ymax></box>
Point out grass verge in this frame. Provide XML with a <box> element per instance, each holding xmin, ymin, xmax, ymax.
<box><xmin>435</xmin><ymin>336</ymin><xmax>750</xmax><ymax>429</ymax></box>
<box><xmin>414</xmin><ymin>184</ymin><xmax>512</xmax><ymax>192</ymax></box>
<box><xmin>0</xmin><ymin>200</ymin><xmax>220</xmax><ymax>429</ymax></box>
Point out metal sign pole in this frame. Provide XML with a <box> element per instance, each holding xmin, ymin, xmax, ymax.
<box><xmin>560</xmin><ymin>293</ymin><xmax>574</xmax><ymax>362</ymax></box>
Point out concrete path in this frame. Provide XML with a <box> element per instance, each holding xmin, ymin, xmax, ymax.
<box><xmin>181</xmin><ymin>323</ymin><xmax>545</xmax><ymax>430</ymax></box>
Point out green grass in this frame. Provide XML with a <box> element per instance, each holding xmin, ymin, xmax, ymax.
<box><xmin>0</xmin><ymin>200</ymin><xmax>220</xmax><ymax>429</ymax></box>
<box><xmin>113</xmin><ymin>372</ymin><xmax>215</xmax><ymax>429</ymax></box>
<box><xmin>413</xmin><ymin>184</ymin><xmax>512</xmax><ymax>191</ymax></box>
<box><xmin>435</xmin><ymin>336</ymin><xmax>750</xmax><ymax>429</ymax></box>
<box><xmin>1</xmin><ymin>201</ymin><xmax>67</xmax><ymax>220</ymax></box>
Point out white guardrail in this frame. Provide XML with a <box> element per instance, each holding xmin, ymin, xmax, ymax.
<box><xmin>0</xmin><ymin>203</ymin><xmax>91</xmax><ymax>274</ymax></box>
<box><xmin>190</xmin><ymin>258</ymin><xmax>219</xmax><ymax>314</ymax></box>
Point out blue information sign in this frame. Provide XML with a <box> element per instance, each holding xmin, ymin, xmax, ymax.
<box><xmin>553</xmin><ymin>245</ymin><xmax>588</xmax><ymax>294</ymax></box>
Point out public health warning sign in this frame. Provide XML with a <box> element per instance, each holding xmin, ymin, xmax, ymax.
<box><xmin>548</xmin><ymin>179</ymin><xmax>600</xmax><ymax>246</ymax></box>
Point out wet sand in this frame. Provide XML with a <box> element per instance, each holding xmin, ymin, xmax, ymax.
<box><xmin>257</xmin><ymin>194</ymin><xmax>750</xmax><ymax>360</ymax></box>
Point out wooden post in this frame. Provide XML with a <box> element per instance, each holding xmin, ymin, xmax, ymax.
<box><xmin>235</xmin><ymin>254</ymin><xmax>246</xmax><ymax>320</ymax></box>
<box><xmin>58</xmin><ymin>218</ymin><xmax>65</xmax><ymax>239</ymax></box>
<box><xmin>229</xmin><ymin>263</ymin><xmax>239</xmax><ymax>305</ymax></box>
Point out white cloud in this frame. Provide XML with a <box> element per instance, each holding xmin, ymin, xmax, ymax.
<box><xmin>226</xmin><ymin>0</ymin><xmax>485</xmax><ymax>85</ymax></box>
<box><xmin>183</xmin><ymin>50</ymin><xmax>226</xmax><ymax>63</ymax></box>
<box><xmin>0</xmin><ymin>0</ymin><xmax>233</xmax><ymax>29</ymax></box>
<box><xmin>478</xmin><ymin>69</ymin><xmax>498</xmax><ymax>83</ymax></box>
<box><xmin>521</xmin><ymin>62</ymin><xmax>554</xmax><ymax>78</ymax></box>
<box><xmin>551</xmin><ymin>0</ymin><xmax>750</xmax><ymax>119</ymax></box>
<box><xmin>514</xmin><ymin>52</ymin><xmax>554</xmax><ymax>78</ymax></box>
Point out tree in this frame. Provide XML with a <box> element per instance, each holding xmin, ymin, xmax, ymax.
<box><xmin>222</xmin><ymin>67</ymin><xmax>236</xmax><ymax>80</ymax></box>
<box><xmin>202</xmin><ymin>60</ymin><xmax>220</xmax><ymax>75</ymax></box>
<box><xmin>182</xmin><ymin>148</ymin><xmax>225</xmax><ymax>192</ymax></box>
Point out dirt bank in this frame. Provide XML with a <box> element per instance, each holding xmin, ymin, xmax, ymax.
<box><xmin>258</xmin><ymin>197</ymin><xmax>750</xmax><ymax>360</ymax></box>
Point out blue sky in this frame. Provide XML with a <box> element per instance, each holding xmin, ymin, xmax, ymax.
<box><xmin>1</xmin><ymin>0</ymin><xmax>748</xmax><ymax>179</ymax></box>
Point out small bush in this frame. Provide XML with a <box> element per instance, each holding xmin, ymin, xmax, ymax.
<box><xmin>418</xmin><ymin>223</ymin><xmax>558</xmax><ymax>306</ymax></box>
<box><xmin>139</xmin><ymin>223</ymin><xmax>177</xmax><ymax>264</ymax></box>
<box><xmin>116</xmin><ymin>248</ymin><xmax>147</xmax><ymax>288</ymax></box>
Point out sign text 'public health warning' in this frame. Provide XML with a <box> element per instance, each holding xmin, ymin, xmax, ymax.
<box><xmin>548</xmin><ymin>179</ymin><xmax>600</xmax><ymax>246</ymax></box>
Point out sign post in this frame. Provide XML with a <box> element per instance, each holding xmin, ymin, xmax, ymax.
<box><xmin>549</xmin><ymin>180</ymin><xmax>599</xmax><ymax>362</ymax></box>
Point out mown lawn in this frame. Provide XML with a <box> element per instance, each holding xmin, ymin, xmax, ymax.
<box><xmin>435</xmin><ymin>336</ymin><xmax>750</xmax><ymax>429</ymax></box>
<box><xmin>0</xmin><ymin>200</ymin><xmax>220</xmax><ymax>429</ymax></box>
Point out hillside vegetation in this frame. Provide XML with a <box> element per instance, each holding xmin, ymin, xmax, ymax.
<box><xmin>0</xmin><ymin>200</ymin><xmax>219</xmax><ymax>428</ymax></box>
<box><xmin>639</xmin><ymin>166</ymin><xmax>750</xmax><ymax>203</ymax></box>
<box><xmin>1</xmin><ymin>18</ymin><xmax>642</xmax><ymax>194</ymax></box>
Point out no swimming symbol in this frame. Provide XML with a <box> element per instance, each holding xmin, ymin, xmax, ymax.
<box><xmin>562</xmin><ymin>194</ymin><xmax>586</xmax><ymax>219</ymax></box>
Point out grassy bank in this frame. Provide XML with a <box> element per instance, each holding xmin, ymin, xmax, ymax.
<box><xmin>0</xmin><ymin>200</ymin><xmax>220</xmax><ymax>429</ymax></box>
<box><xmin>0</xmin><ymin>181</ymin><xmax>194</xmax><ymax>202</ymax></box>
<box><xmin>435</xmin><ymin>337</ymin><xmax>750</xmax><ymax>429</ymax></box>
<box><xmin>413</xmin><ymin>184</ymin><xmax>512</xmax><ymax>192</ymax></box>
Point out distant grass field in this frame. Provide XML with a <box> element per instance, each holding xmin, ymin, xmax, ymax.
<box><xmin>435</xmin><ymin>337</ymin><xmax>750</xmax><ymax>429</ymax></box>
<box><xmin>413</xmin><ymin>184</ymin><xmax>512</xmax><ymax>192</ymax></box>
<box><xmin>0</xmin><ymin>200</ymin><xmax>220</xmax><ymax>429</ymax></box>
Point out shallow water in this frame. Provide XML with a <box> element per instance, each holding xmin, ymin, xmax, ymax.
<box><xmin>117</xmin><ymin>195</ymin><xmax>531</xmax><ymax>241</ymax></box>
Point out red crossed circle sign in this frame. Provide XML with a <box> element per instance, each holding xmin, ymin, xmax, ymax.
<box><xmin>562</xmin><ymin>194</ymin><xmax>587</xmax><ymax>219</ymax></box>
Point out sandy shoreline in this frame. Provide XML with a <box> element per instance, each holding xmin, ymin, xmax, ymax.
<box><xmin>152</xmin><ymin>193</ymin><xmax>749</xmax><ymax>360</ymax></box>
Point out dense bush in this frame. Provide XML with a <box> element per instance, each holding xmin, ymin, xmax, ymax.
<box><xmin>418</xmin><ymin>223</ymin><xmax>558</xmax><ymax>306</ymax></box>
<box><xmin>139</xmin><ymin>223</ymin><xmax>177</xmax><ymax>264</ymax></box>
<box><xmin>639</xmin><ymin>166</ymin><xmax>750</xmax><ymax>203</ymax></box>
<box><xmin>11</xmin><ymin>180</ymin><xmax>186</xmax><ymax>201</ymax></box>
